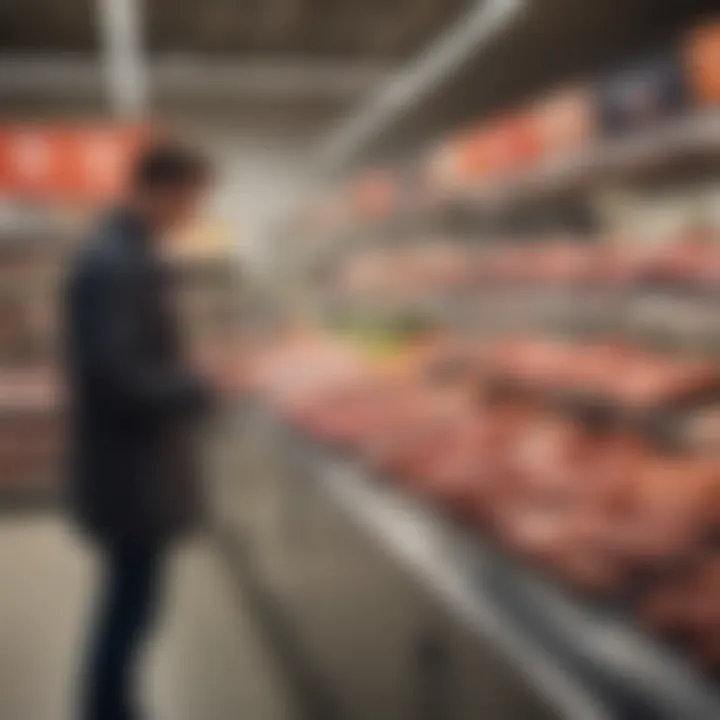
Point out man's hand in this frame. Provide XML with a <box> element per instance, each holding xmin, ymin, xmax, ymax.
<box><xmin>194</xmin><ymin>346</ymin><xmax>246</xmax><ymax>400</ymax></box>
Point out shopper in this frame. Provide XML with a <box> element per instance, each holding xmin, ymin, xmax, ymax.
<box><xmin>64</xmin><ymin>140</ymin><xmax>215</xmax><ymax>720</ymax></box>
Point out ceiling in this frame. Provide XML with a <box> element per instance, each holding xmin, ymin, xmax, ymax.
<box><xmin>0</xmin><ymin>0</ymin><xmax>470</xmax><ymax>58</ymax></box>
<box><xmin>0</xmin><ymin>1</ymin><xmax>97</xmax><ymax>52</ymax></box>
<box><xmin>2</xmin><ymin>0</ymin><xmax>716</xmax><ymax>159</ymax></box>
<box><xmin>333</xmin><ymin>0</ymin><xmax>720</xmax><ymax>165</ymax></box>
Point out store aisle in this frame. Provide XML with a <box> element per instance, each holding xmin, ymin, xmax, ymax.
<box><xmin>0</xmin><ymin>515</ymin><xmax>297</xmax><ymax>720</ymax></box>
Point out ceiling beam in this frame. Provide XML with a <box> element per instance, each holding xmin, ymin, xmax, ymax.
<box><xmin>0</xmin><ymin>55</ymin><xmax>391</xmax><ymax>105</ymax></box>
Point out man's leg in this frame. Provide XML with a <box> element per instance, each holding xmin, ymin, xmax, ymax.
<box><xmin>83</xmin><ymin>543</ymin><xmax>167</xmax><ymax>720</ymax></box>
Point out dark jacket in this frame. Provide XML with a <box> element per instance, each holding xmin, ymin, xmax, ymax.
<box><xmin>64</xmin><ymin>211</ymin><xmax>210</xmax><ymax>544</ymax></box>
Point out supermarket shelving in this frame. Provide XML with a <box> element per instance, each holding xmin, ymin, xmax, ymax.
<box><xmin>251</xmin><ymin>407</ymin><xmax>720</xmax><ymax>720</ymax></box>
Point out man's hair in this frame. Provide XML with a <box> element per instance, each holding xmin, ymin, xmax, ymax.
<box><xmin>131</xmin><ymin>140</ymin><xmax>212</xmax><ymax>192</ymax></box>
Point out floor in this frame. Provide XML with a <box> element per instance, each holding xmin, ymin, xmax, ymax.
<box><xmin>0</xmin><ymin>514</ymin><xmax>297</xmax><ymax>720</ymax></box>
<box><xmin>0</xmin><ymin>410</ymin><xmax>557</xmax><ymax>720</ymax></box>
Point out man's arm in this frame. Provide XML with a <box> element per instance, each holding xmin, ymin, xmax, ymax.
<box><xmin>73</xmin><ymin>256</ymin><xmax>210</xmax><ymax>418</ymax></box>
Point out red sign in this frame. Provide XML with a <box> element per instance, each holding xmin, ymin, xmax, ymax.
<box><xmin>686</xmin><ymin>20</ymin><xmax>720</xmax><ymax>107</ymax></box>
<box><xmin>0</xmin><ymin>124</ymin><xmax>145</xmax><ymax>203</ymax></box>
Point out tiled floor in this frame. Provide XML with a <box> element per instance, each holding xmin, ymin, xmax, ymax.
<box><xmin>0</xmin><ymin>515</ymin><xmax>297</xmax><ymax>720</ymax></box>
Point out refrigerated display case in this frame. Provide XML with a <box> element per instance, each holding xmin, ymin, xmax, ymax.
<box><xmin>227</xmin><ymin>15</ymin><xmax>720</xmax><ymax>720</ymax></box>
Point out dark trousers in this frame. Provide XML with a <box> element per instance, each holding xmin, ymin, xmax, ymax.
<box><xmin>83</xmin><ymin>543</ymin><xmax>167</xmax><ymax>720</ymax></box>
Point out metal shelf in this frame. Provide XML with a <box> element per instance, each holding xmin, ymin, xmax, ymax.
<box><xmin>456</xmin><ymin>111</ymin><xmax>720</xmax><ymax>212</ymax></box>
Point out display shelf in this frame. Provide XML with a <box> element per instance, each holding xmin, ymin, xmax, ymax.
<box><xmin>258</xmin><ymin>408</ymin><xmax>720</xmax><ymax>720</ymax></box>
<box><xmin>0</xmin><ymin>482</ymin><xmax>59</xmax><ymax>513</ymax></box>
<box><xmin>264</xmin><ymin>16</ymin><xmax>720</xmax><ymax>720</ymax></box>
<box><xmin>295</xmin><ymin>110</ymin><xmax>720</xmax><ymax>273</ymax></box>
<box><xmin>454</xmin><ymin>111</ymin><xmax>720</xmax><ymax>213</ymax></box>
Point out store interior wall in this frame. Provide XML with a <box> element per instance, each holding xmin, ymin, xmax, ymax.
<box><xmin>0</xmin><ymin>98</ymin><xmax>350</xmax><ymax>266</ymax></box>
<box><xmin>173</xmin><ymin>105</ymin><xmax>339</xmax><ymax>265</ymax></box>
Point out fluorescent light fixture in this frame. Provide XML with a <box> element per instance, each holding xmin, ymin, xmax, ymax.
<box><xmin>315</xmin><ymin>0</ymin><xmax>525</xmax><ymax>172</ymax></box>
<box><xmin>98</xmin><ymin>0</ymin><xmax>148</xmax><ymax>117</ymax></box>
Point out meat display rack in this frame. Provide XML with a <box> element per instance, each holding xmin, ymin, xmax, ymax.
<box><xmin>456</xmin><ymin>110</ymin><xmax>720</xmax><ymax>212</ymax></box>
<box><xmin>260</xmin><ymin>408</ymin><xmax>720</xmax><ymax>720</ymax></box>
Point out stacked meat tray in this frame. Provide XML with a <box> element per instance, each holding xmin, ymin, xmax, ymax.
<box><xmin>235</xmin><ymin>17</ymin><xmax>720</xmax><ymax>720</ymax></box>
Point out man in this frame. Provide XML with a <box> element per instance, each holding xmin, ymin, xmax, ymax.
<box><xmin>64</xmin><ymin>140</ymin><xmax>215</xmax><ymax>720</ymax></box>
